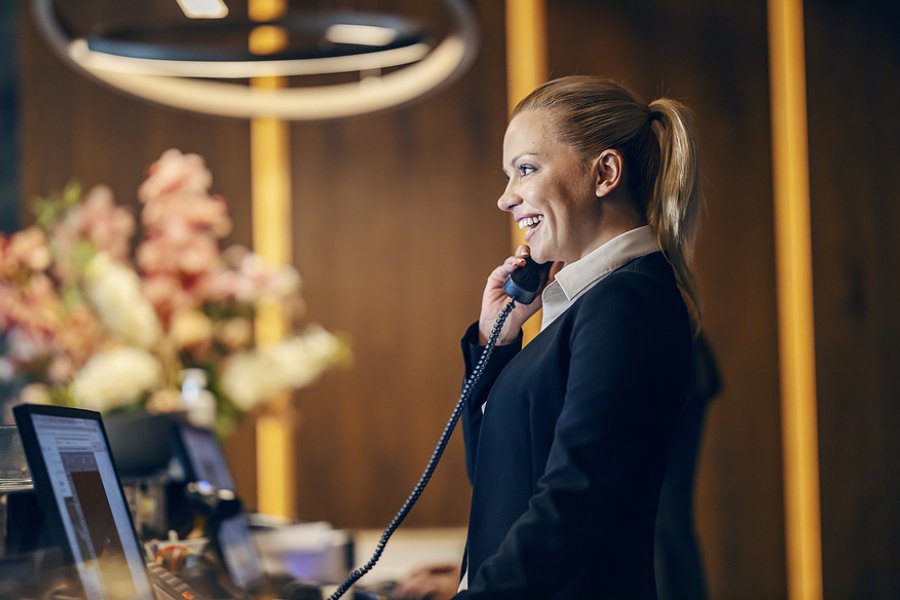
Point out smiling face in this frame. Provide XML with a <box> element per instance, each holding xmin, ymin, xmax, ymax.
<box><xmin>499</xmin><ymin>110</ymin><xmax>607</xmax><ymax>265</ymax></box>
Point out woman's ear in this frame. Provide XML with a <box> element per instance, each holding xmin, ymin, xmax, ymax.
<box><xmin>593</xmin><ymin>149</ymin><xmax>624</xmax><ymax>198</ymax></box>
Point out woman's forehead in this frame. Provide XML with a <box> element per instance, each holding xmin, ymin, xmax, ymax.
<box><xmin>503</xmin><ymin>111</ymin><xmax>563</xmax><ymax>157</ymax></box>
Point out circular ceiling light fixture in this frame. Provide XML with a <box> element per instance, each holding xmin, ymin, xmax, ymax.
<box><xmin>32</xmin><ymin>0</ymin><xmax>480</xmax><ymax>120</ymax></box>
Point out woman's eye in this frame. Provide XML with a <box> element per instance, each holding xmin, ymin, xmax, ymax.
<box><xmin>518</xmin><ymin>165</ymin><xmax>535</xmax><ymax>176</ymax></box>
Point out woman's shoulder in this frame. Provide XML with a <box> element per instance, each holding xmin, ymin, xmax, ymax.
<box><xmin>571</xmin><ymin>252</ymin><xmax>687</xmax><ymax>329</ymax></box>
<box><xmin>550</xmin><ymin>252</ymin><xmax>691</xmax><ymax>372</ymax></box>
<box><xmin>590</xmin><ymin>252</ymin><xmax>679</xmax><ymax>301</ymax></box>
<box><xmin>610</xmin><ymin>251</ymin><xmax>677</xmax><ymax>284</ymax></box>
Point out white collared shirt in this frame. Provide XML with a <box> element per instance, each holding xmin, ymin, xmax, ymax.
<box><xmin>540</xmin><ymin>225</ymin><xmax>661</xmax><ymax>331</ymax></box>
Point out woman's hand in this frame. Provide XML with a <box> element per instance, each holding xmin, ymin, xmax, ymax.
<box><xmin>478</xmin><ymin>245</ymin><xmax>554</xmax><ymax>345</ymax></box>
<box><xmin>392</xmin><ymin>563</ymin><xmax>461</xmax><ymax>600</ymax></box>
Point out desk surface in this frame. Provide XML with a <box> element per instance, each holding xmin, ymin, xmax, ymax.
<box><xmin>352</xmin><ymin>526</ymin><xmax>466</xmax><ymax>584</ymax></box>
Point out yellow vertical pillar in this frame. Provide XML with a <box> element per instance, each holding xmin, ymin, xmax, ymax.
<box><xmin>767</xmin><ymin>0</ymin><xmax>823</xmax><ymax>598</ymax></box>
<box><xmin>249</xmin><ymin>0</ymin><xmax>295</xmax><ymax>519</ymax></box>
<box><xmin>505</xmin><ymin>0</ymin><xmax>547</xmax><ymax>343</ymax></box>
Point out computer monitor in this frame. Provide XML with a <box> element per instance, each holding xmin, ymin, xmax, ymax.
<box><xmin>171</xmin><ymin>422</ymin><xmax>266</xmax><ymax>591</ymax></box>
<box><xmin>13</xmin><ymin>404</ymin><xmax>156</xmax><ymax>600</ymax></box>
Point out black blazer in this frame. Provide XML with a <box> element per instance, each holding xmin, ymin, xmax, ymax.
<box><xmin>456</xmin><ymin>252</ymin><xmax>692</xmax><ymax>599</ymax></box>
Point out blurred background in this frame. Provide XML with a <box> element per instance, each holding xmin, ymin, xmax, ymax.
<box><xmin>1</xmin><ymin>0</ymin><xmax>899</xmax><ymax>598</ymax></box>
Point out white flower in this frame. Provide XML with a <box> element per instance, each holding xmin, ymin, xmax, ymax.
<box><xmin>264</xmin><ymin>265</ymin><xmax>302</xmax><ymax>300</ymax></box>
<box><xmin>70</xmin><ymin>347</ymin><xmax>163</xmax><ymax>411</ymax></box>
<box><xmin>219</xmin><ymin>351</ymin><xmax>269</xmax><ymax>411</ymax></box>
<box><xmin>20</xmin><ymin>383</ymin><xmax>52</xmax><ymax>405</ymax></box>
<box><xmin>84</xmin><ymin>253</ymin><xmax>162</xmax><ymax>349</ymax></box>
<box><xmin>220</xmin><ymin>326</ymin><xmax>347</xmax><ymax>411</ymax></box>
<box><xmin>269</xmin><ymin>326</ymin><xmax>347</xmax><ymax>390</ymax></box>
<box><xmin>170</xmin><ymin>309</ymin><xmax>213</xmax><ymax>348</ymax></box>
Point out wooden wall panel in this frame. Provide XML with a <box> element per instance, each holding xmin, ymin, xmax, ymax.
<box><xmin>546</xmin><ymin>1</ymin><xmax>785</xmax><ymax>598</ymax></box>
<box><xmin>805</xmin><ymin>1</ymin><xmax>900</xmax><ymax>597</ymax></box>
<box><xmin>284</xmin><ymin>0</ymin><xmax>509</xmax><ymax>527</ymax></box>
<box><xmin>18</xmin><ymin>14</ymin><xmax>252</xmax><ymax>233</ymax></box>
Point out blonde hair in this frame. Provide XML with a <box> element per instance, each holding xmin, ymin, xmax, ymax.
<box><xmin>513</xmin><ymin>76</ymin><xmax>702</xmax><ymax>325</ymax></box>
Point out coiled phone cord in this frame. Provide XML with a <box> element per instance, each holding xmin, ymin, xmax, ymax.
<box><xmin>328</xmin><ymin>299</ymin><xmax>518</xmax><ymax>599</ymax></box>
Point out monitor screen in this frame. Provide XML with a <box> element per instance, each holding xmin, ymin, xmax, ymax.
<box><xmin>175</xmin><ymin>423</ymin><xmax>235</xmax><ymax>490</ymax></box>
<box><xmin>14</xmin><ymin>405</ymin><xmax>155</xmax><ymax>600</ymax></box>
<box><xmin>217</xmin><ymin>513</ymin><xmax>265</xmax><ymax>590</ymax></box>
<box><xmin>173</xmin><ymin>423</ymin><xmax>265</xmax><ymax>591</ymax></box>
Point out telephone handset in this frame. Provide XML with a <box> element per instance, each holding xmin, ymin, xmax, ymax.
<box><xmin>502</xmin><ymin>255</ymin><xmax>552</xmax><ymax>304</ymax></box>
<box><xmin>329</xmin><ymin>255</ymin><xmax>545</xmax><ymax>599</ymax></box>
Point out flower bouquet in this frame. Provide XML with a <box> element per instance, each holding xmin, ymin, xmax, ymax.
<box><xmin>0</xmin><ymin>149</ymin><xmax>349</xmax><ymax>435</ymax></box>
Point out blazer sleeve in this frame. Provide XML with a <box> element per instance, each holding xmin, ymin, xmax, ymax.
<box><xmin>458</xmin><ymin>273</ymin><xmax>690</xmax><ymax>597</ymax></box>
<box><xmin>460</xmin><ymin>322</ymin><xmax>523</xmax><ymax>484</ymax></box>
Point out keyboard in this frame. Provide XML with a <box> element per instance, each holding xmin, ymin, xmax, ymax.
<box><xmin>147</xmin><ymin>560</ymin><xmax>204</xmax><ymax>600</ymax></box>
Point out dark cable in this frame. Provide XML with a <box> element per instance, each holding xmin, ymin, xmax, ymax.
<box><xmin>328</xmin><ymin>299</ymin><xmax>517</xmax><ymax>599</ymax></box>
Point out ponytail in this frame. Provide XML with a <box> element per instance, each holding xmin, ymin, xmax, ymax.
<box><xmin>647</xmin><ymin>98</ymin><xmax>702</xmax><ymax>328</ymax></box>
<box><xmin>514</xmin><ymin>76</ymin><xmax>702</xmax><ymax>329</ymax></box>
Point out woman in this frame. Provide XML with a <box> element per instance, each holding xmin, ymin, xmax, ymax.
<box><xmin>396</xmin><ymin>75</ymin><xmax>700</xmax><ymax>599</ymax></box>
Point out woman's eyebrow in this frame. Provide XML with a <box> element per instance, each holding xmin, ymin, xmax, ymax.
<box><xmin>507</xmin><ymin>152</ymin><xmax>539</xmax><ymax>167</ymax></box>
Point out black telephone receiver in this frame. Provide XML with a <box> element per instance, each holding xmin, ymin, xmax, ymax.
<box><xmin>503</xmin><ymin>255</ymin><xmax>552</xmax><ymax>304</ymax></box>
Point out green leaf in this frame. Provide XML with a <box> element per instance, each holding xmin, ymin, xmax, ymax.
<box><xmin>72</xmin><ymin>240</ymin><xmax>96</xmax><ymax>273</ymax></box>
<box><xmin>62</xmin><ymin>181</ymin><xmax>83</xmax><ymax>209</ymax></box>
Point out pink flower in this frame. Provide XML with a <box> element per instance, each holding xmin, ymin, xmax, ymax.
<box><xmin>78</xmin><ymin>186</ymin><xmax>136</xmax><ymax>260</ymax></box>
<box><xmin>139</xmin><ymin>229</ymin><xmax>218</xmax><ymax>275</ymax></box>
<box><xmin>138</xmin><ymin>149</ymin><xmax>231</xmax><ymax>238</ymax></box>
<box><xmin>141</xmin><ymin>274</ymin><xmax>194</xmax><ymax>322</ymax></box>
<box><xmin>53</xmin><ymin>306</ymin><xmax>104</xmax><ymax>368</ymax></box>
<box><xmin>0</xmin><ymin>274</ymin><xmax>63</xmax><ymax>340</ymax></box>
<box><xmin>178</xmin><ymin>236</ymin><xmax>220</xmax><ymax>276</ymax></box>
<box><xmin>8</xmin><ymin>228</ymin><xmax>52</xmax><ymax>272</ymax></box>
<box><xmin>209</xmin><ymin>246</ymin><xmax>301</xmax><ymax>304</ymax></box>
<box><xmin>0</xmin><ymin>228</ymin><xmax>52</xmax><ymax>279</ymax></box>
<box><xmin>137</xmin><ymin>230</ymin><xmax>221</xmax><ymax>316</ymax></box>
<box><xmin>44</xmin><ymin>185</ymin><xmax>135</xmax><ymax>284</ymax></box>
<box><xmin>139</xmin><ymin>149</ymin><xmax>212</xmax><ymax>201</ymax></box>
<box><xmin>142</xmin><ymin>194</ymin><xmax>232</xmax><ymax>239</ymax></box>
<box><xmin>135</xmin><ymin>149</ymin><xmax>239</xmax><ymax>317</ymax></box>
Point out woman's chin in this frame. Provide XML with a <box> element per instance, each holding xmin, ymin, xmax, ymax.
<box><xmin>528</xmin><ymin>247</ymin><xmax>550</xmax><ymax>265</ymax></box>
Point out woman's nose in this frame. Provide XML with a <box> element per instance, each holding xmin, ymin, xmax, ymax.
<box><xmin>497</xmin><ymin>185</ymin><xmax>521</xmax><ymax>212</ymax></box>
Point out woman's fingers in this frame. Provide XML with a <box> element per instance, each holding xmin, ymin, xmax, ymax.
<box><xmin>392</xmin><ymin>564</ymin><xmax>460</xmax><ymax>600</ymax></box>
<box><xmin>488</xmin><ymin>255</ymin><xmax>526</xmax><ymax>284</ymax></box>
<box><xmin>477</xmin><ymin>246</ymin><xmax>543</xmax><ymax>344</ymax></box>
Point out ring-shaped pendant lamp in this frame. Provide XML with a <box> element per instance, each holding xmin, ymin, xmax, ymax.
<box><xmin>32</xmin><ymin>0</ymin><xmax>480</xmax><ymax>120</ymax></box>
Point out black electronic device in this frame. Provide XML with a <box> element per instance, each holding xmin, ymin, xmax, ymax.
<box><xmin>170</xmin><ymin>422</ymin><xmax>329</xmax><ymax>598</ymax></box>
<box><xmin>169</xmin><ymin>421</ymin><xmax>268</xmax><ymax>592</ymax></box>
<box><xmin>12</xmin><ymin>404</ymin><xmax>205</xmax><ymax>600</ymax></box>
<box><xmin>502</xmin><ymin>255</ymin><xmax>552</xmax><ymax>304</ymax></box>
<box><xmin>169</xmin><ymin>421</ymin><xmax>235</xmax><ymax>492</ymax></box>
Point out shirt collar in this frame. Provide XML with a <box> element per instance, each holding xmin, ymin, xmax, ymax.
<box><xmin>540</xmin><ymin>225</ymin><xmax>660</xmax><ymax>330</ymax></box>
